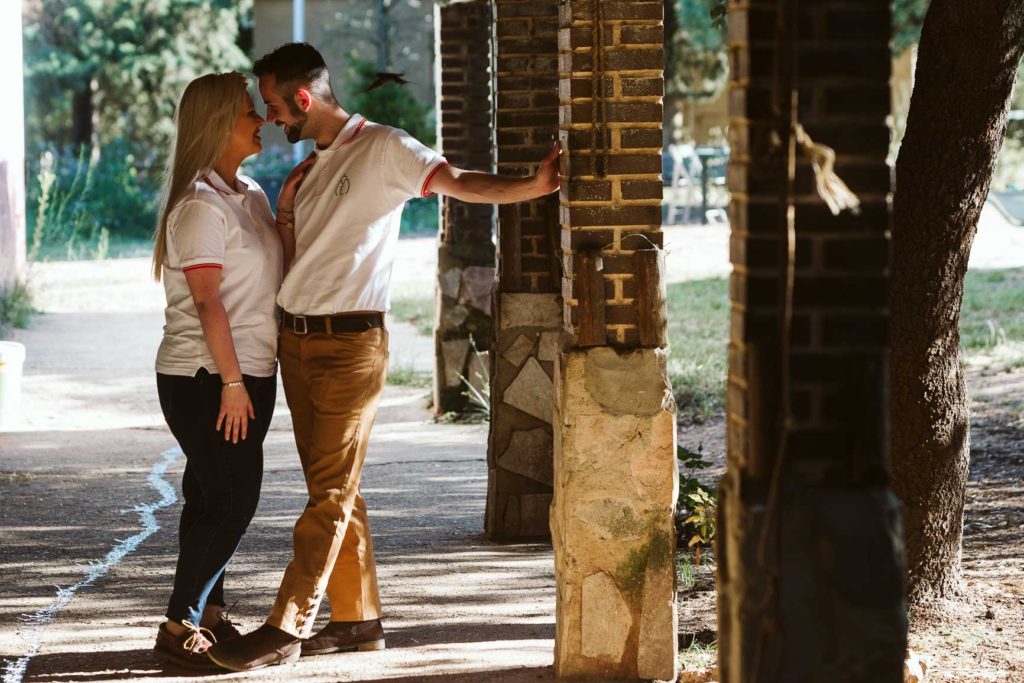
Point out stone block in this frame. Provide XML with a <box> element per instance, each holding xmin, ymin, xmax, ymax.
<box><xmin>500</xmin><ymin>292</ymin><xmax>562</xmax><ymax>329</ymax></box>
<box><xmin>466</xmin><ymin>348</ymin><xmax>489</xmax><ymax>398</ymax></box>
<box><xmin>441</xmin><ymin>338</ymin><xmax>471</xmax><ymax>388</ymax></box>
<box><xmin>498</xmin><ymin>427</ymin><xmax>553</xmax><ymax>486</ymax></box>
<box><xmin>552</xmin><ymin>346</ymin><xmax>677</xmax><ymax>679</ymax></box>
<box><xmin>442</xmin><ymin>304</ymin><xmax>469</xmax><ymax>328</ymax></box>
<box><xmin>638</xmin><ymin>551</ymin><xmax>678</xmax><ymax>680</ymax></box>
<box><xmin>584</xmin><ymin>346</ymin><xmax>674</xmax><ymax>417</ymax></box>
<box><xmin>439</xmin><ymin>267</ymin><xmax>463</xmax><ymax>300</ymax></box>
<box><xmin>538</xmin><ymin>330</ymin><xmax>560</xmax><ymax>362</ymax></box>
<box><xmin>502</xmin><ymin>333</ymin><xmax>535</xmax><ymax>367</ymax></box>
<box><xmin>581</xmin><ymin>572</ymin><xmax>631</xmax><ymax>661</ymax></box>
<box><xmin>460</xmin><ymin>265</ymin><xmax>495</xmax><ymax>314</ymax></box>
<box><xmin>519</xmin><ymin>493</ymin><xmax>552</xmax><ymax>536</ymax></box>
<box><xmin>503</xmin><ymin>356</ymin><xmax>553</xmax><ymax>423</ymax></box>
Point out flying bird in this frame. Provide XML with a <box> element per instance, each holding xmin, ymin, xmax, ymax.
<box><xmin>363</xmin><ymin>72</ymin><xmax>411</xmax><ymax>92</ymax></box>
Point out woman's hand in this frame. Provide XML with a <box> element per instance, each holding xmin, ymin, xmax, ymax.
<box><xmin>278</xmin><ymin>153</ymin><xmax>317</xmax><ymax>212</ymax></box>
<box><xmin>217</xmin><ymin>382</ymin><xmax>255</xmax><ymax>444</ymax></box>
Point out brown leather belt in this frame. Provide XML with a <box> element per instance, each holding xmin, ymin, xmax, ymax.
<box><xmin>281</xmin><ymin>310</ymin><xmax>384</xmax><ymax>335</ymax></box>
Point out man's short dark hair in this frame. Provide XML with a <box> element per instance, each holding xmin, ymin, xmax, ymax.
<box><xmin>253</xmin><ymin>42</ymin><xmax>337</xmax><ymax>105</ymax></box>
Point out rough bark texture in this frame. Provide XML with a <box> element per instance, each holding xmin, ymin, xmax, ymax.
<box><xmin>892</xmin><ymin>0</ymin><xmax>1024</xmax><ymax>604</ymax></box>
<box><xmin>71</xmin><ymin>84</ymin><xmax>93</xmax><ymax>149</ymax></box>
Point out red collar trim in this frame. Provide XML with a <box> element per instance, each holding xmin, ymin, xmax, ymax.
<box><xmin>201</xmin><ymin>175</ymin><xmax>237</xmax><ymax>197</ymax></box>
<box><xmin>341</xmin><ymin>118</ymin><xmax>368</xmax><ymax>146</ymax></box>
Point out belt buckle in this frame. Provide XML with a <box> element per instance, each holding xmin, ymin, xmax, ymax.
<box><xmin>292</xmin><ymin>315</ymin><xmax>308</xmax><ymax>335</ymax></box>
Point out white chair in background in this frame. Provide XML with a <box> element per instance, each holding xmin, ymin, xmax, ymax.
<box><xmin>665</xmin><ymin>143</ymin><xmax>703</xmax><ymax>225</ymax></box>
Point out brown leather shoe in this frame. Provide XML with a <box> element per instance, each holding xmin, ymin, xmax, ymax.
<box><xmin>301</xmin><ymin>618</ymin><xmax>386</xmax><ymax>656</ymax></box>
<box><xmin>206</xmin><ymin>623</ymin><xmax>301</xmax><ymax>672</ymax></box>
<box><xmin>153</xmin><ymin>622</ymin><xmax>219</xmax><ymax>670</ymax></box>
<box><xmin>206</xmin><ymin>611</ymin><xmax>243</xmax><ymax>642</ymax></box>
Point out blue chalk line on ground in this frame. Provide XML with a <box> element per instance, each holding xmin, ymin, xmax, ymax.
<box><xmin>2</xmin><ymin>447</ymin><xmax>182</xmax><ymax>683</ymax></box>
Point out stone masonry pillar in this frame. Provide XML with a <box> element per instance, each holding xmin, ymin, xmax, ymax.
<box><xmin>486</xmin><ymin>0</ymin><xmax>562</xmax><ymax>539</ymax></box>
<box><xmin>717</xmin><ymin>0</ymin><xmax>906</xmax><ymax>680</ymax></box>
<box><xmin>551</xmin><ymin>2</ymin><xmax>677</xmax><ymax>679</ymax></box>
<box><xmin>433</xmin><ymin>0</ymin><xmax>497</xmax><ymax>415</ymax></box>
<box><xmin>0</xmin><ymin>0</ymin><xmax>26</xmax><ymax>291</ymax></box>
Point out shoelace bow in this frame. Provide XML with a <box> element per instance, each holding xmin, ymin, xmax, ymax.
<box><xmin>180</xmin><ymin>619</ymin><xmax>217</xmax><ymax>651</ymax></box>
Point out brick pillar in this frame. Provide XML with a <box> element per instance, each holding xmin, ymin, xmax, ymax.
<box><xmin>0</xmin><ymin>0</ymin><xmax>26</xmax><ymax>291</ymax></box>
<box><xmin>433</xmin><ymin>0</ymin><xmax>497</xmax><ymax>415</ymax></box>
<box><xmin>551</xmin><ymin>2</ymin><xmax>677</xmax><ymax>679</ymax></box>
<box><xmin>486</xmin><ymin>0</ymin><xmax>562</xmax><ymax>539</ymax></box>
<box><xmin>717</xmin><ymin>1</ymin><xmax>906</xmax><ymax>680</ymax></box>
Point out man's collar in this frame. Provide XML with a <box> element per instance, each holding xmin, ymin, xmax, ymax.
<box><xmin>317</xmin><ymin>114</ymin><xmax>367</xmax><ymax>153</ymax></box>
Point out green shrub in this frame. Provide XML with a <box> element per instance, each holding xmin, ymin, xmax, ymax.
<box><xmin>401</xmin><ymin>195</ymin><xmax>439</xmax><ymax>235</ymax></box>
<box><xmin>26</xmin><ymin>140</ymin><xmax>160</xmax><ymax>260</ymax></box>
<box><xmin>0</xmin><ymin>281</ymin><xmax>34</xmax><ymax>336</ymax></box>
<box><xmin>346</xmin><ymin>58</ymin><xmax>436</xmax><ymax>147</ymax></box>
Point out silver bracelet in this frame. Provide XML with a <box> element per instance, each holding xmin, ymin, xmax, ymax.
<box><xmin>223</xmin><ymin>380</ymin><xmax>244</xmax><ymax>389</ymax></box>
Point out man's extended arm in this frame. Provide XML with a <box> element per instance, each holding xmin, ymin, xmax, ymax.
<box><xmin>426</xmin><ymin>142</ymin><xmax>561</xmax><ymax>204</ymax></box>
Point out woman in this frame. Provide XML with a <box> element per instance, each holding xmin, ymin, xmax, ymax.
<box><xmin>151</xmin><ymin>72</ymin><xmax>309</xmax><ymax>668</ymax></box>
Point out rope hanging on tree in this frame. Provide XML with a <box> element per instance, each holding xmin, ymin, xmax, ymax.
<box><xmin>794</xmin><ymin>124</ymin><xmax>862</xmax><ymax>215</ymax></box>
<box><xmin>590</xmin><ymin>0</ymin><xmax>609</xmax><ymax>177</ymax></box>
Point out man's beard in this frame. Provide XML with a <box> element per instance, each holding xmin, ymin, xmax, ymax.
<box><xmin>282</xmin><ymin>113</ymin><xmax>307</xmax><ymax>143</ymax></box>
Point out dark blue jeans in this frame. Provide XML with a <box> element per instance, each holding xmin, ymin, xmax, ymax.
<box><xmin>157</xmin><ymin>368</ymin><xmax>276</xmax><ymax>626</ymax></box>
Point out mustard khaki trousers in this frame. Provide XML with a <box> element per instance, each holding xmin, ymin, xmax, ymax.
<box><xmin>267</xmin><ymin>325</ymin><xmax>388</xmax><ymax>638</ymax></box>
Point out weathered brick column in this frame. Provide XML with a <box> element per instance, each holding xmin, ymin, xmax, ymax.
<box><xmin>717</xmin><ymin>1</ymin><xmax>906</xmax><ymax>680</ymax></box>
<box><xmin>485</xmin><ymin>0</ymin><xmax>562</xmax><ymax>539</ymax></box>
<box><xmin>433</xmin><ymin>0</ymin><xmax>497</xmax><ymax>415</ymax></box>
<box><xmin>551</xmin><ymin>2</ymin><xmax>677</xmax><ymax>679</ymax></box>
<box><xmin>0</xmin><ymin>0</ymin><xmax>26</xmax><ymax>291</ymax></box>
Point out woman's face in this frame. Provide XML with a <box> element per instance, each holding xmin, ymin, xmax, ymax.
<box><xmin>225</xmin><ymin>91</ymin><xmax>265</xmax><ymax>160</ymax></box>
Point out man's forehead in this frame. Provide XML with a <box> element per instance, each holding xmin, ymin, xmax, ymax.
<box><xmin>257</xmin><ymin>74</ymin><xmax>280</xmax><ymax>99</ymax></box>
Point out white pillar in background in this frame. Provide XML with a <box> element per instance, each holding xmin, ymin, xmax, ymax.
<box><xmin>0</xmin><ymin>0</ymin><xmax>26</xmax><ymax>290</ymax></box>
<box><xmin>292</xmin><ymin>0</ymin><xmax>307</xmax><ymax>164</ymax></box>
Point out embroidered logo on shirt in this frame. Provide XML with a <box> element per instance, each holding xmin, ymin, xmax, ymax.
<box><xmin>334</xmin><ymin>175</ymin><xmax>351</xmax><ymax>197</ymax></box>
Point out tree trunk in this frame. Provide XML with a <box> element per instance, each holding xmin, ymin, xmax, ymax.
<box><xmin>374</xmin><ymin>0</ymin><xmax>391</xmax><ymax>72</ymax></box>
<box><xmin>891</xmin><ymin>0</ymin><xmax>1024</xmax><ymax>605</ymax></box>
<box><xmin>71</xmin><ymin>82</ymin><xmax>93</xmax><ymax>149</ymax></box>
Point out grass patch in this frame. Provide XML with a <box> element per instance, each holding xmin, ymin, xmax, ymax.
<box><xmin>677</xmin><ymin>552</ymin><xmax>696</xmax><ymax>591</ymax></box>
<box><xmin>381</xmin><ymin>269</ymin><xmax>1024</xmax><ymax>417</ymax></box>
<box><xmin>0</xmin><ymin>281</ymin><xmax>35</xmax><ymax>337</ymax></box>
<box><xmin>386</xmin><ymin>361</ymin><xmax>432</xmax><ymax>388</ymax></box>
<box><xmin>677</xmin><ymin>632</ymin><xmax>718</xmax><ymax>677</ymax></box>
<box><xmin>389</xmin><ymin>295</ymin><xmax>435</xmax><ymax>337</ymax></box>
<box><xmin>961</xmin><ymin>268</ymin><xmax>1024</xmax><ymax>364</ymax></box>
<box><xmin>30</xmin><ymin>235</ymin><xmax>153</xmax><ymax>262</ymax></box>
<box><xmin>666</xmin><ymin>278</ymin><xmax>730</xmax><ymax>422</ymax></box>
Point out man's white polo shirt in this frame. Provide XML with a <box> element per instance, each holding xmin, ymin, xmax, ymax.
<box><xmin>277</xmin><ymin>113</ymin><xmax>447</xmax><ymax>315</ymax></box>
<box><xmin>156</xmin><ymin>171</ymin><xmax>283</xmax><ymax>378</ymax></box>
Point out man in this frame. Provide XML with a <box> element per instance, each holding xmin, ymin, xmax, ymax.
<box><xmin>207</xmin><ymin>43</ymin><xmax>559</xmax><ymax>672</ymax></box>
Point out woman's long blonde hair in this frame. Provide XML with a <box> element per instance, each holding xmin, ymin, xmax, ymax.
<box><xmin>152</xmin><ymin>72</ymin><xmax>249</xmax><ymax>281</ymax></box>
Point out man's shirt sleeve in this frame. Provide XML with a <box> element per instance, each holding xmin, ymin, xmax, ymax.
<box><xmin>384</xmin><ymin>128</ymin><xmax>448</xmax><ymax>200</ymax></box>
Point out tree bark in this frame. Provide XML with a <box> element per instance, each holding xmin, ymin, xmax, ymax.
<box><xmin>70</xmin><ymin>82</ymin><xmax>93</xmax><ymax>149</ymax></box>
<box><xmin>891</xmin><ymin>0</ymin><xmax>1024</xmax><ymax>605</ymax></box>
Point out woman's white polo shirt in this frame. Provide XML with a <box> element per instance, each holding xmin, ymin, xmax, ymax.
<box><xmin>155</xmin><ymin>171</ymin><xmax>283</xmax><ymax>378</ymax></box>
